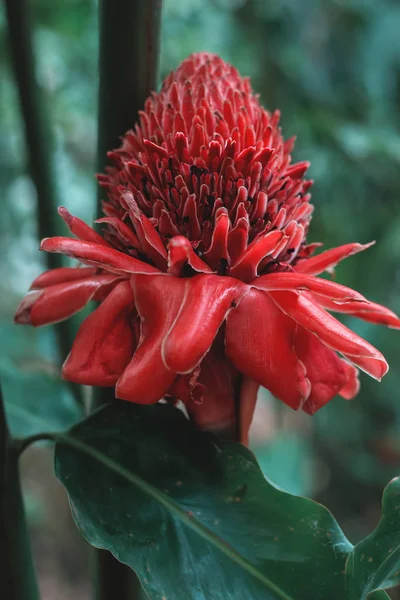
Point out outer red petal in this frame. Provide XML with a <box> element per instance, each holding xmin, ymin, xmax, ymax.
<box><xmin>162</xmin><ymin>274</ymin><xmax>248</xmax><ymax>374</ymax></box>
<box><xmin>58</xmin><ymin>207</ymin><xmax>110</xmax><ymax>246</ymax></box>
<box><xmin>62</xmin><ymin>281</ymin><xmax>136</xmax><ymax>386</ymax></box>
<box><xmin>167</xmin><ymin>235</ymin><xmax>214</xmax><ymax>275</ymax></box>
<box><xmin>314</xmin><ymin>295</ymin><xmax>400</xmax><ymax>329</ymax></box>
<box><xmin>269</xmin><ymin>290</ymin><xmax>388</xmax><ymax>380</ymax></box>
<box><xmin>252</xmin><ymin>272</ymin><xmax>368</xmax><ymax>304</ymax></box>
<box><xmin>295</xmin><ymin>242</ymin><xmax>375</xmax><ymax>276</ymax></box>
<box><xmin>30</xmin><ymin>266</ymin><xmax>97</xmax><ymax>289</ymax></box>
<box><xmin>337</xmin><ymin>361</ymin><xmax>360</xmax><ymax>400</ymax></box>
<box><xmin>293</xmin><ymin>326</ymin><xmax>350</xmax><ymax>415</ymax></box>
<box><xmin>229</xmin><ymin>230</ymin><xmax>285</xmax><ymax>282</ymax></box>
<box><xmin>14</xmin><ymin>274</ymin><xmax>117</xmax><ymax>326</ymax></box>
<box><xmin>238</xmin><ymin>377</ymin><xmax>260</xmax><ymax>446</ymax></box>
<box><xmin>225</xmin><ymin>289</ymin><xmax>311</xmax><ymax>409</ymax></box>
<box><xmin>40</xmin><ymin>237</ymin><xmax>160</xmax><ymax>275</ymax></box>
<box><xmin>170</xmin><ymin>346</ymin><xmax>239</xmax><ymax>438</ymax></box>
<box><xmin>116</xmin><ymin>274</ymin><xmax>186</xmax><ymax>404</ymax></box>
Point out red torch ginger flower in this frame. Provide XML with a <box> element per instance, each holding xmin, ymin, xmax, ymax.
<box><xmin>15</xmin><ymin>53</ymin><xmax>400</xmax><ymax>443</ymax></box>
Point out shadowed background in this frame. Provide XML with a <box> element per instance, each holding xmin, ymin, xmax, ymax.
<box><xmin>1</xmin><ymin>0</ymin><xmax>399</xmax><ymax>598</ymax></box>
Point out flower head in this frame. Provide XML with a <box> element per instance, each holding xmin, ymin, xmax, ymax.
<box><xmin>15</xmin><ymin>53</ymin><xmax>400</xmax><ymax>443</ymax></box>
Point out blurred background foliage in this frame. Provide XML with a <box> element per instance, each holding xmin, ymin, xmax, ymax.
<box><xmin>1</xmin><ymin>0</ymin><xmax>399</xmax><ymax>598</ymax></box>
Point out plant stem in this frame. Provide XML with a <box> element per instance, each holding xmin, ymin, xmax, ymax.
<box><xmin>95</xmin><ymin>0</ymin><xmax>162</xmax><ymax>406</ymax></box>
<box><xmin>97</xmin><ymin>0</ymin><xmax>162</xmax><ymax>169</ymax></box>
<box><xmin>93</xmin><ymin>1</ymin><xmax>162</xmax><ymax>598</ymax></box>
<box><xmin>0</xmin><ymin>385</ymin><xmax>40</xmax><ymax>600</ymax></box>
<box><xmin>4</xmin><ymin>0</ymin><xmax>61</xmax><ymax>268</ymax></box>
<box><xmin>4</xmin><ymin>0</ymin><xmax>81</xmax><ymax>401</ymax></box>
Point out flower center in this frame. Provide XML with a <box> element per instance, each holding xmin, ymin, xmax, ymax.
<box><xmin>98</xmin><ymin>53</ymin><xmax>314</xmax><ymax>277</ymax></box>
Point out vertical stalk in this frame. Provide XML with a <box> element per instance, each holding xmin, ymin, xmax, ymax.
<box><xmin>4</xmin><ymin>0</ymin><xmax>81</xmax><ymax>398</ymax></box>
<box><xmin>4</xmin><ymin>0</ymin><xmax>61</xmax><ymax>269</ymax></box>
<box><xmin>97</xmin><ymin>0</ymin><xmax>162</xmax><ymax>166</ymax></box>
<box><xmin>0</xmin><ymin>384</ymin><xmax>39</xmax><ymax>600</ymax></box>
<box><xmin>94</xmin><ymin>1</ymin><xmax>162</xmax><ymax>598</ymax></box>
<box><xmin>95</xmin><ymin>0</ymin><xmax>162</xmax><ymax>406</ymax></box>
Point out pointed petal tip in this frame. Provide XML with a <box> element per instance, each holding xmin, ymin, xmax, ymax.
<box><xmin>358</xmin><ymin>355</ymin><xmax>389</xmax><ymax>382</ymax></box>
<box><xmin>58</xmin><ymin>206</ymin><xmax>69</xmax><ymax>220</ymax></box>
<box><xmin>40</xmin><ymin>237</ymin><xmax>50</xmax><ymax>250</ymax></box>
<box><xmin>14</xmin><ymin>291</ymin><xmax>42</xmax><ymax>325</ymax></box>
<box><xmin>377</xmin><ymin>359</ymin><xmax>389</xmax><ymax>381</ymax></box>
<box><xmin>295</xmin><ymin>240</ymin><xmax>377</xmax><ymax>276</ymax></box>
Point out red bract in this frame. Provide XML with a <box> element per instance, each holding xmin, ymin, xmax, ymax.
<box><xmin>15</xmin><ymin>53</ymin><xmax>400</xmax><ymax>443</ymax></box>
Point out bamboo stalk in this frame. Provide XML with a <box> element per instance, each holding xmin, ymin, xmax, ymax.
<box><xmin>4</xmin><ymin>0</ymin><xmax>61</xmax><ymax>269</ymax></box>
<box><xmin>93</xmin><ymin>1</ymin><xmax>162</xmax><ymax>598</ymax></box>
<box><xmin>0</xmin><ymin>384</ymin><xmax>40</xmax><ymax>600</ymax></box>
<box><xmin>95</xmin><ymin>0</ymin><xmax>162</xmax><ymax>407</ymax></box>
<box><xmin>4</xmin><ymin>0</ymin><xmax>81</xmax><ymax>400</ymax></box>
<box><xmin>97</xmin><ymin>0</ymin><xmax>162</xmax><ymax>168</ymax></box>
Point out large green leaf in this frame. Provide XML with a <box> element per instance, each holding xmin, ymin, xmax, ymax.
<box><xmin>345</xmin><ymin>477</ymin><xmax>400</xmax><ymax>599</ymax></box>
<box><xmin>55</xmin><ymin>401</ymin><xmax>353</xmax><ymax>600</ymax></box>
<box><xmin>1</xmin><ymin>360</ymin><xmax>83</xmax><ymax>438</ymax></box>
<box><xmin>0</xmin><ymin>321</ymin><xmax>83</xmax><ymax>437</ymax></box>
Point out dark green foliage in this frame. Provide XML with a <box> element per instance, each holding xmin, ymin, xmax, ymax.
<box><xmin>55</xmin><ymin>402</ymin><xmax>399</xmax><ymax>599</ymax></box>
<box><xmin>55</xmin><ymin>402</ymin><xmax>352</xmax><ymax>600</ymax></box>
<box><xmin>346</xmin><ymin>477</ymin><xmax>400</xmax><ymax>599</ymax></box>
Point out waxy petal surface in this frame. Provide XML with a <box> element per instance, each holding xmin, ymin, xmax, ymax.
<box><xmin>225</xmin><ymin>289</ymin><xmax>311</xmax><ymax>410</ymax></box>
<box><xmin>315</xmin><ymin>295</ymin><xmax>400</xmax><ymax>329</ymax></box>
<box><xmin>269</xmin><ymin>290</ymin><xmax>388</xmax><ymax>380</ymax></box>
<box><xmin>41</xmin><ymin>237</ymin><xmax>160</xmax><ymax>275</ymax></box>
<box><xmin>167</xmin><ymin>236</ymin><xmax>213</xmax><ymax>275</ymax></box>
<box><xmin>337</xmin><ymin>361</ymin><xmax>360</xmax><ymax>401</ymax></box>
<box><xmin>171</xmin><ymin>347</ymin><xmax>238</xmax><ymax>437</ymax></box>
<box><xmin>162</xmin><ymin>274</ymin><xmax>248</xmax><ymax>374</ymax></box>
<box><xmin>203</xmin><ymin>209</ymin><xmax>230</xmax><ymax>270</ymax></box>
<box><xmin>116</xmin><ymin>275</ymin><xmax>186</xmax><ymax>404</ymax></box>
<box><xmin>30</xmin><ymin>266</ymin><xmax>97</xmax><ymax>289</ymax></box>
<box><xmin>295</xmin><ymin>242</ymin><xmax>374</xmax><ymax>276</ymax></box>
<box><xmin>15</xmin><ymin>274</ymin><xmax>116</xmax><ymax>326</ymax></box>
<box><xmin>293</xmin><ymin>326</ymin><xmax>352</xmax><ymax>415</ymax></box>
<box><xmin>229</xmin><ymin>230</ymin><xmax>285</xmax><ymax>282</ymax></box>
<box><xmin>58</xmin><ymin>207</ymin><xmax>110</xmax><ymax>246</ymax></box>
<box><xmin>62</xmin><ymin>281</ymin><xmax>136</xmax><ymax>386</ymax></box>
<box><xmin>253</xmin><ymin>272</ymin><xmax>368</xmax><ymax>304</ymax></box>
<box><xmin>238</xmin><ymin>377</ymin><xmax>260</xmax><ymax>446</ymax></box>
<box><xmin>96</xmin><ymin>217</ymin><xmax>141</xmax><ymax>249</ymax></box>
<box><xmin>123</xmin><ymin>193</ymin><xmax>168</xmax><ymax>270</ymax></box>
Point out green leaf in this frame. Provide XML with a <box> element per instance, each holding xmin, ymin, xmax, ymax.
<box><xmin>345</xmin><ymin>477</ymin><xmax>400</xmax><ymax>599</ymax></box>
<box><xmin>0</xmin><ymin>320</ymin><xmax>83</xmax><ymax>437</ymax></box>
<box><xmin>55</xmin><ymin>401</ymin><xmax>352</xmax><ymax>600</ymax></box>
<box><xmin>1</xmin><ymin>361</ymin><xmax>83</xmax><ymax>437</ymax></box>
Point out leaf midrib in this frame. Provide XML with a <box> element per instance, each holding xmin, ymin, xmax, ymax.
<box><xmin>56</xmin><ymin>430</ymin><xmax>295</xmax><ymax>600</ymax></box>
